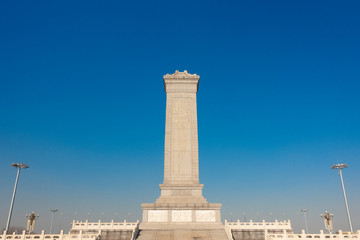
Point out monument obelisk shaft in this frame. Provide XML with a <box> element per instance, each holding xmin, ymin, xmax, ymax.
<box><xmin>163</xmin><ymin>71</ymin><xmax>200</xmax><ymax>186</ymax></box>
<box><xmin>155</xmin><ymin>70</ymin><xmax>207</xmax><ymax>204</ymax></box>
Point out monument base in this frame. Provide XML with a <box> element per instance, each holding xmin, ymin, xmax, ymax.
<box><xmin>155</xmin><ymin>184</ymin><xmax>208</xmax><ymax>204</ymax></box>
<box><xmin>141</xmin><ymin>183</ymin><xmax>223</xmax><ymax>228</ymax></box>
<box><xmin>141</xmin><ymin>203</ymin><xmax>222</xmax><ymax>226</ymax></box>
<box><xmin>139</xmin><ymin>203</ymin><xmax>227</xmax><ymax>240</ymax></box>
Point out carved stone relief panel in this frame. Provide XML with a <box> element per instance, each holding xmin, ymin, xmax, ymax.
<box><xmin>195</xmin><ymin>210</ymin><xmax>216</xmax><ymax>222</ymax></box>
<box><xmin>171</xmin><ymin>190</ymin><xmax>192</xmax><ymax>196</ymax></box>
<box><xmin>148</xmin><ymin>210</ymin><xmax>168</xmax><ymax>222</ymax></box>
<box><xmin>172</xmin><ymin>210</ymin><xmax>192</xmax><ymax>222</ymax></box>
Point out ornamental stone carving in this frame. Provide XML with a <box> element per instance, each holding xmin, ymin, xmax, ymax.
<box><xmin>163</xmin><ymin>70</ymin><xmax>200</xmax><ymax>93</ymax></box>
<box><xmin>163</xmin><ymin>70</ymin><xmax>199</xmax><ymax>79</ymax></box>
<box><xmin>172</xmin><ymin>210</ymin><xmax>192</xmax><ymax>222</ymax></box>
<box><xmin>196</xmin><ymin>210</ymin><xmax>216</xmax><ymax>222</ymax></box>
<box><xmin>148</xmin><ymin>210</ymin><xmax>168</xmax><ymax>222</ymax></box>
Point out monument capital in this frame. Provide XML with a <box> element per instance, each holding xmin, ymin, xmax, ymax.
<box><xmin>163</xmin><ymin>70</ymin><xmax>200</xmax><ymax>93</ymax></box>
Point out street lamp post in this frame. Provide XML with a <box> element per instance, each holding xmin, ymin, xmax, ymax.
<box><xmin>5</xmin><ymin>163</ymin><xmax>29</xmax><ymax>233</ymax></box>
<box><xmin>50</xmin><ymin>209</ymin><xmax>58</xmax><ymax>234</ymax></box>
<box><xmin>331</xmin><ymin>163</ymin><xmax>353</xmax><ymax>233</ymax></box>
<box><xmin>301</xmin><ymin>209</ymin><xmax>309</xmax><ymax>234</ymax></box>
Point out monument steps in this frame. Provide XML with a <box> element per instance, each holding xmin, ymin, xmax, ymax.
<box><xmin>136</xmin><ymin>229</ymin><xmax>228</xmax><ymax>240</ymax></box>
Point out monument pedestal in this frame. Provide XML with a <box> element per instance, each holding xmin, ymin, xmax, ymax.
<box><xmin>156</xmin><ymin>184</ymin><xmax>207</xmax><ymax>203</ymax></box>
<box><xmin>142</xmin><ymin>183</ymin><xmax>222</xmax><ymax>227</ymax></box>
<box><xmin>141</xmin><ymin>204</ymin><xmax>222</xmax><ymax>228</ymax></box>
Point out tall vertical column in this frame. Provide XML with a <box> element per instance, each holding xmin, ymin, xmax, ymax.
<box><xmin>155</xmin><ymin>70</ymin><xmax>206</xmax><ymax>204</ymax></box>
<box><xmin>162</xmin><ymin>70</ymin><xmax>200</xmax><ymax>186</ymax></box>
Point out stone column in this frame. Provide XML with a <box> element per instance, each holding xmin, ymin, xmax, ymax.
<box><xmin>162</xmin><ymin>70</ymin><xmax>200</xmax><ymax>186</ymax></box>
<box><xmin>156</xmin><ymin>70</ymin><xmax>207</xmax><ymax>204</ymax></box>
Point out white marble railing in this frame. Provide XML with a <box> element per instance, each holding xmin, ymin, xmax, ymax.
<box><xmin>225</xmin><ymin>220</ymin><xmax>292</xmax><ymax>230</ymax></box>
<box><xmin>224</xmin><ymin>220</ymin><xmax>293</xmax><ymax>240</ymax></box>
<box><xmin>266</xmin><ymin>230</ymin><xmax>360</xmax><ymax>240</ymax></box>
<box><xmin>0</xmin><ymin>230</ymin><xmax>98</xmax><ymax>240</ymax></box>
<box><xmin>71</xmin><ymin>220</ymin><xmax>139</xmax><ymax>240</ymax></box>
<box><xmin>71</xmin><ymin>220</ymin><xmax>139</xmax><ymax>230</ymax></box>
<box><xmin>1</xmin><ymin>220</ymin><xmax>140</xmax><ymax>240</ymax></box>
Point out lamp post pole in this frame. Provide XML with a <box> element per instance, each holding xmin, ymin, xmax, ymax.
<box><xmin>301</xmin><ymin>209</ymin><xmax>309</xmax><ymax>234</ymax></box>
<box><xmin>5</xmin><ymin>163</ymin><xmax>29</xmax><ymax>233</ymax></box>
<box><xmin>331</xmin><ymin>163</ymin><xmax>353</xmax><ymax>233</ymax></box>
<box><xmin>50</xmin><ymin>209</ymin><xmax>58</xmax><ymax>234</ymax></box>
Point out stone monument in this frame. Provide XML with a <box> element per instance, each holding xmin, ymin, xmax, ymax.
<box><xmin>139</xmin><ymin>70</ymin><xmax>227</xmax><ymax>239</ymax></box>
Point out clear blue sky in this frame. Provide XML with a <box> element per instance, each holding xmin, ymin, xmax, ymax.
<box><xmin>0</xmin><ymin>0</ymin><xmax>359</xmax><ymax>234</ymax></box>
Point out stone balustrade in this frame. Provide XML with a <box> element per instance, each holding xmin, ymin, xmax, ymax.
<box><xmin>224</xmin><ymin>220</ymin><xmax>293</xmax><ymax>240</ymax></box>
<box><xmin>1</xmin><ymin>220</ymin><xmax>140</xmax><ymax>240</ymax></box>
<box><xmin>0</xmin><ymin>230</ymin><xmax>98</xmax><ymax>240</ymax></box>
<box><xmin>71</xmin><ymin>220</ymin><xmax>139</xmax><ymax>230</ymax></box>
<box><xmin>225</xmin><ymin>220</ymin><xmax>292</xmax><ymax>230</ymax></box>
<box><xmin>266</xmin><ymin>230</ymin><xmax>360</xmax><ymax>240</ymax></box>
